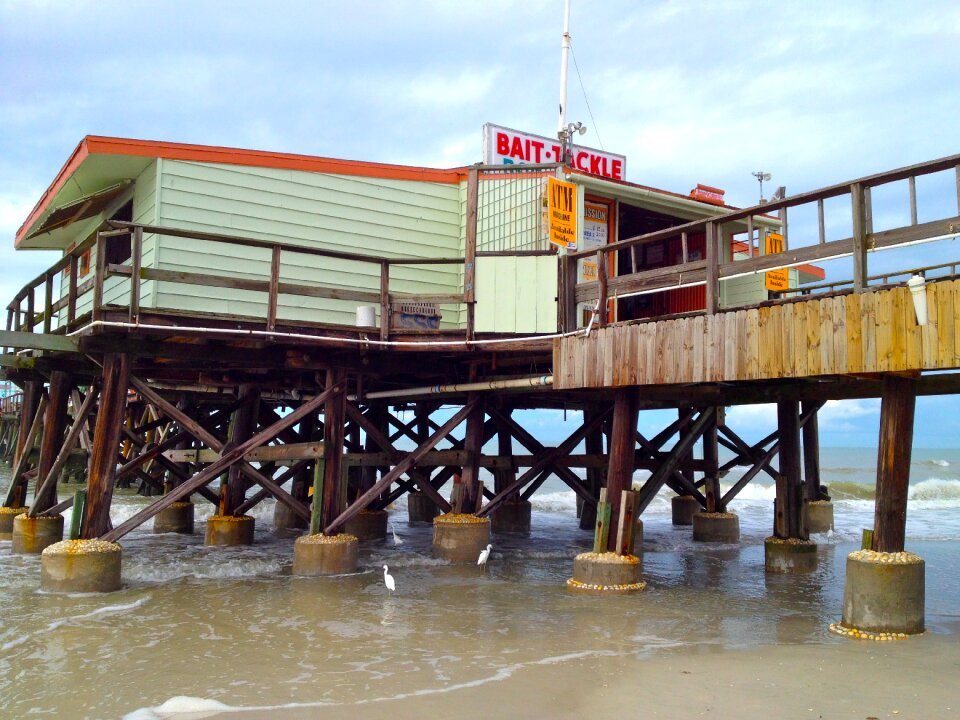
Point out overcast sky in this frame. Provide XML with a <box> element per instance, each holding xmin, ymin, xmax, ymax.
<box><xmin>1</xmin><ymin>0</ymin><xmax>959</xmax><ymax>447</ymax></box>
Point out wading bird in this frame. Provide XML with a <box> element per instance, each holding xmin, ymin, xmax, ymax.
<box><xmin>388</xmin><ymin>519</ymin><xmax>403</xmax><ymax>545</ymax></box>
<box><xmin>478</xmin><ymin>544</ymin><xmax>493</xmax><ymax>573</ymax></box>
<box><xmin>383</xmin><ymin>564</ymin><xmax>395</xmax><ymax>592</ymax></box>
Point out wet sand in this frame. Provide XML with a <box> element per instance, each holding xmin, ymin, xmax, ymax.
<box><xmin>148</xmin><ymin>627</ymin><xmax>960</xmax><ymax>719</ymax></box>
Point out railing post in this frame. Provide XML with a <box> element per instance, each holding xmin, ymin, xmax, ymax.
<box><xmin>43</xmin><ymin>273</ymin><xmax>53</xmax><ymax>333</ymax></box>
<box><xmin>267</xmin><ymin>245</ymin><xmax>280</xmax><ymax>331</ymax></box>
<box><xmin>93</xmin><ymin>232</ymin><xmax>106</xmax><ymax>320</ymax></box>
<box><xmin>851</xmin><ymin>183</ymin><xmax>869</xmax><ymax>292</ymax></box>
<box><xmin>129</xmin><ymin>225</ymin><xmax>143</xmax><ymax>324</ymax></box>
<box><xmin>596</xmin><ymin>249</ymin><xmax>608</xmax><ymax>326</ymax></box>
<box><xmin>379</xmin><ymin>261</ymin><xmax>390</xmax><ymax>342</ymax></box>
<box><xmin>908</xmin><ymin>176</ymin><xmax>918</xmax><ymax>226</ymax></box>
<box><xmin>465</xmin><ymin>166</ymin><xmax>479</xmax><ymax>341</ymax></box>
<box><xmin>68</xmin><ymin>255</ymin><xmax>78</xmax><ymax>324</ymax></box>
<box><xmin>26</xmin><ymin>287</ymin><xmax>34</xmax><ymax>332</ymax></box>
<box><xmin>705</xmin><ymin>221</ymin><xmax>718</xmax><ymax>314</ymax></box>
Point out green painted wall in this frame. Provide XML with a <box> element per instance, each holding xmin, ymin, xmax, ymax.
<box><xmin>474</xmin><ymin>256</ymin><xmax>558</xmax><ymax>333</ymax></box>
<box><xmin>151</xmin><ymin>160</ymin><xmax>463</xmax><ymax>328</ymax></box>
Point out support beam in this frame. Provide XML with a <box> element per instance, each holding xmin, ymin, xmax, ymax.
<box><xmin>873</xmin><ymin>374</ymin><xmax>917</xmax><ymax>553</ymax></box>
<box><xmin>702</xmin><ymin>409</ymin><xmax>721</xmax><ymax>512</ymax></box>
<box><xmin>320</xmin><ymin>369</ymin><xmax>347</xmax><ymax>530</ymax></box>
<box><xmin>32</xmin><ymin>371</ymin><xmax>72</xmax><ymax>512</ymax></box>
<box><xmin>456</xmin><ymin>393</ymin><xmax>485</xmax><ymax>513</ymax></box>
<box><xmin>604</xmin><ymin>389</ymin><xmax>640</xmax><ymax>549</ymax></box>
<box><xmin>103</xmin><ymin>381</ymin><xmax>341</xmax><ymax>541</ymax></box>
<box><xmin>82</xmin><ymin>353</ymin><xmax>130</xmax><ymax>538</ymax></box>
<box><xmin>775</xmin><ymin>400</ymin><xmax>805</xmax><ymax>539</ymax></box>
<box><xmin>802</xmin><ymin>400</ymin><xmax>822</xmax><ymax>501</ymax></box>
<box><xmin>481</xmin><ymin>406</ymin><xmax>606</xmax><ymax>516</ymax></box>
<box><xmin>29</xmin><ymin>384</ymin><xmax>99</xmax><ymax>517</ymax></box>
<box><xmin>635</xmin><ymin>408</ymin><xmax>716</xmax><ymax>515</ymax></box>
<box><xmin>3</xmin><ymin>393</ymin><xmax>48</xmax><ymax>507</ymax></box>
<box><xmin>325</xmin><ymin>400</ymin><xmax>477</xmax><ymax>534</ymax></box>
<box><xmin>222</xmin><ymin>384</ymin><xmax>260</xmax><ymax>515</ymax></box>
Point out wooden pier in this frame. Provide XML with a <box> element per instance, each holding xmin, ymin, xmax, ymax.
<box><xmin>1</xmin><ymin>137</ymin><xmax>958</xmax><ymax>628</ymax></box>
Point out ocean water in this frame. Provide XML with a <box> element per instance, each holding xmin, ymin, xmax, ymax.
<box><xmin>0</xmin><ymin>447</ymin><xmax>957</xmax><ymax>719</ymax></box>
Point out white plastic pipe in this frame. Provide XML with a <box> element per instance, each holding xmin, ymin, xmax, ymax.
<box><xmin>907</xmin><ymin>274</ymin><xmax>928</xmax><ymax>326</ymax></box>
<box><xmin>356</xmin><ymin>375</ymin><xmax>554</xmax><ymax>401</ymax></box>
<box><xmin>558</xmin><ymin>0</ymin><xmax>571</xmax><ymax>135</ymax></box>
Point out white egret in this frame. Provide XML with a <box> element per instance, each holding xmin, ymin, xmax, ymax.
<box><xmin>388</xmin><ymin>519</ymin><xmax>403</xmax><ymax>545</ymax></box>
<box><xmin>477</xmin><ymin>543</ymin><xmax>493</xmax><ymax>573</ymax></box>
<box><xmin>382</xmin><ymin>564</ymin><xmax>395</xmax><ymax>592</ymax></box>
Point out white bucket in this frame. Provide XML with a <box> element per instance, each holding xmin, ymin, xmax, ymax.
<box><xmin>356</xmin><ymin>305</ymin><xmax>377</xmax><ymax>327</ymax></box>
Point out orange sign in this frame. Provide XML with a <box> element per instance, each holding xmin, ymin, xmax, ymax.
<box><xmin>765</xmin><ymin>233</ymin><xmax>789</xmax><ymax>292</ymax></box>
<box><xmin>547</xmin><ymin>177</ymin><xmax>577</xmax><ymax>249</ymax></box>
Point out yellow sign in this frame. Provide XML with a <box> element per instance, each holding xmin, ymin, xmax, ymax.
<box><xmin>547</xmin><ymin>177</ymin><xmax>577</xmax><ymax>249</ymax></box>
<box><xmin>764</xmin><ymin>233</ymin><xmax>789</xmax><ymax>292</ymax></box>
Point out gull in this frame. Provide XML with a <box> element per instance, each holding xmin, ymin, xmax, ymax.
<box><xmin>382</xmin><ymin>564</ymin><xmax>395</xmax><ymax>592</ymax></box>
<box><xmin>478</xmin><ymin>543</ymin><xmax>493</xmax><ymax>573</ymax></box>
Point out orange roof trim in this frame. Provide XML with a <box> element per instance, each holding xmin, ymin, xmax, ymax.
<box><xmin>17</xmin><ymin>136</ymin><xmax>469</xmax><ymax>245</ymax></box>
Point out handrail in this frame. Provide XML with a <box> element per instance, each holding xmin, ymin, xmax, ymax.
<box><xmin>4</xmin><ymin>208</ymin><xmax>486</xmax><ymax>343</ymax></box>
<box><xmin>565</xmin><ymin>151</ymin><xmax>960</xmax><ymax>329</ymax></box>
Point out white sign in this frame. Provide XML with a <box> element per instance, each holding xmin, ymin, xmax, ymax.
<box><xmin>483</xmin><ymin>123</ymin><xmax>626</xmax><ymax>181</ymax></box>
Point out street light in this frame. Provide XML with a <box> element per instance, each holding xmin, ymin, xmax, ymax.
<box><xmin>558</xmin><ymin>121</ymin><xmax>587</xmax><ymax>165</ymax></box>
<box><xmin>752</xmin><ymin>171</ymin><xmax>771</xmax><ymax>204</ymax></box>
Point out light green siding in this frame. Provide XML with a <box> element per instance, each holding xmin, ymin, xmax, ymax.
<box><xmin>474</xmin><ymin>256</ymin><xmax>558</xmax><ymax>333</ymax></box>
<box><xmin>152</xmin><ymin>161</ymin><xmax>464</xmax><ymax>328</ymax></box>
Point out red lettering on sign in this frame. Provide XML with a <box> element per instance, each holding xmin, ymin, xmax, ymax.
<box><xmin>510</xmin><ymin>136</ymin><xmax>525</xmax><ymax>159</ymax></box>
<box><xmin>575</xmin><ymin>151</ymin><xmax>589</xmax><ymax>171</ymax></box>
<box><xmin>531</xmin><ymin>140</ymin><xmax>544</xmax><ymax>162</ymax></box>
<box><xmin>589</xmin><ymin>155</ymin><xmax>601</xmax><ymax>174</ymax></box>
<box><xmin>611</xmin><ymin>160</ymin><xmax>623</xmax><ymax>180</ymax></box>
<box><xmin>496</xmin><ymin>133</ymin><xmax>510</xmax><ymax>156</ymax></box>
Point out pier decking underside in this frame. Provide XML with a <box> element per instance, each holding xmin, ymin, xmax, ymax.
<box><xmin>3</xmin><ymin>300</ymin><xmax>959</xmax><ymax>550</ymax></box>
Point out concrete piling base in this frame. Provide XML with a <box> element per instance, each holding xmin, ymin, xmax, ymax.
<box><xmin>567</xmin><ymin>552</ymin><xmax>645</xmax><ymax>592</ymax></box>
<box><xmin>491</xmin><ymin>499</ymin><xmax>531</xmax><ymax>534</ymax></box>
<box><xmin>292</xmin><ymin>533</ymin><xmax>359</xmax><ymax>576</ymax></box>
<box><xmin>343</xmin><ymin>509</ymin><xmax>388</xmax><ymax>541</ymax></box>
<box><xmin>407</xmin><ymin>492</ymin><xmax>440</xmax><ymax>523</ymax></box>
<box><xmin>0</xmin><ymin>506</ymin><xmax>28</xmax><ymax>540</ymax></box>
<box><xmin>12</xmin><ymin>514</ymin><xmax>64</xmax><ymax>554</ymax></box>
<box><xmin>764</xmin><ymin>536</ymin><xmax>818</xmax><ymax>574</ymax></box>
<box><xmin>274</xmin><ymin>501</ymin><xmax>308</xmax><ymax>531</ymax></box>
<box><xmin>692</xmin><ymin>512</ymin><xmax>740</xmax><ymax>543</ymax></box>
<box><xmin>40</xmin><ymin>539</ymin><xmax>122</xmax><ymax>593</ymax></box>
<box><xmin>432</xmin><ymin>514</ymin><xmax>491</xmax><ymax>562</ymax></box>
<box><xmin>840</xmin><ymin>550</ymin><xmax>925</xmax><ymax>635</ymax></box>
<box><xmin>672</xmin><ymin>495</ymin><xmax>700</xmax><ymax>526</ymax></box>
<box><xmin>804</xmin><ymin>500</ymin><xmax>834</xmax><ymax>534</ymax></box>
<box><xmin>205</xmin><ymin>515</ymin><xmax>255</xmax><ymax>546</ymax></box>
<box><xmin>153</xmin><ymin>501</ymin><xmax>195</xmax><ymax>534</ymax></box>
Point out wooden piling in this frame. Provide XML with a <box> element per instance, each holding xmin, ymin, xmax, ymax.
<box><xmin>775</xmin><ymin>400</ymin><xmax>805</xmax><ymax>539</ymax></box>
<box><xmin>604</xmin><ymin>389</ymin><xmax>639</xmax><ymax>551</ymax></box>
<box><xmin>82</xmin><ymin>353</ymin><xmax>130</xmax><ymax>539</ymax></box>
<box><xmin>31</xmin><ymin>371</ymin><xmax>71</xmax><ymax>514</ymax></box>
<box><xmin>873</xmin><ymin>374</ymin><xmax>917</xmax><ymax>553</ymax></box>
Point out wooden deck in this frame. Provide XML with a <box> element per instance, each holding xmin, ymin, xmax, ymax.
<box><xmin>553</xmin><ymin>280</ymin><xmax>960</xmax><ymax>390</ymax></box>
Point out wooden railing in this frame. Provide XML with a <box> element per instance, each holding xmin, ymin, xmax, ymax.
<box><xmin>562</xmin><ymin>152</ymin><xmax>960</xmax><ymax>330</ymax></box>
<box><xmin>5</xmin><ymin>221</ymin><xmax>477</xmax><ymax>344</ymax></box>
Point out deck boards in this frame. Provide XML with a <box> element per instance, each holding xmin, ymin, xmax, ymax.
<box><xmin>553</xmin><ymin>281</ymin><xmax>960</xmax><ymax>390</ymax></box>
